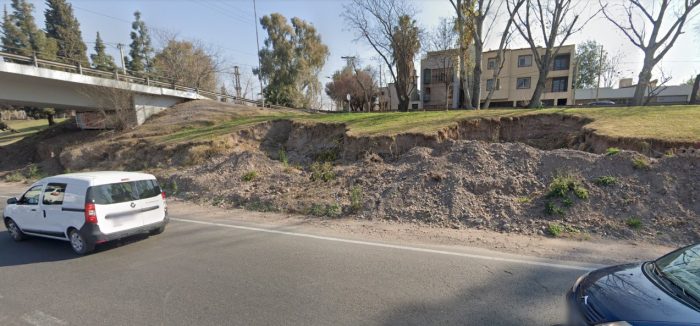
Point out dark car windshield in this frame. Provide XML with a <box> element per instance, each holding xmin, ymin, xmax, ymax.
<box><xmin>656</xmin><ymin>244</ymin><xmax>700</xmax><ymax>302</ymax></box>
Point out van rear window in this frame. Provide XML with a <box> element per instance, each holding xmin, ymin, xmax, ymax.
<box><xmin>87</xmin><ymin>180</ymin><xmax>161</xmax><ymax>205</ymax></box>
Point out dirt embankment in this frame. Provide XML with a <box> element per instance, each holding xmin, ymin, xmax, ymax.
<box><xmin>7</xmin><ymin>108</ymin><xmax>700</xmax><ymax>246</ymax></box>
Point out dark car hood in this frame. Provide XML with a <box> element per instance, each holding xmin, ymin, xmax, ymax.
<box><xmin>579</xmin><ymin>263</ymin><xmax>700</xmax><ymax>325</ymax></box>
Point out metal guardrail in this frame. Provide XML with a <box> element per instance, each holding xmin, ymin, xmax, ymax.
<box><xmin>0</xmin><ymin>50</ymin><xmax>305</xmax><ymax>111</ymax></box>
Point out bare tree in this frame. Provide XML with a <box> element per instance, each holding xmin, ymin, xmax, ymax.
<box><xmin>427</xmin><ymin>17</ymin><xmax>457</xmax><ymax>109</ymax></box>
<box><xmin>601</xmin><ymin>0</ymin><xmax>700</xmax><ymax>106</ymax></box>
<box><xmin>449</xmin><ymin>0</ymin><xmax>474</xmax><ymax>109</ymax></box>
<box><xmin>511</xmin><ymin>0</ymin><xmax>596</xmax><ymax>108</ymax></box>
<box><xmin>602</xmin><ymin>51</ymin><xmax>623</xmax><ymax>88</ymax></box>
<box><xmin>644</xmin><ymin>66</ymin><xmax>672</xmax><ymax>106</ymax></box>
<box><xmin>343</xmin><ymin>0</ymin><xmax>420</xmax><ymax>112</ymax></box>
<box><xmin>80</xmin><ymin>86</ymin><xmax>135</xmax><ymax>131</ymax></box>
<box><xmin>467</xmin><ymin>0</ymin><xmax>505</xmax><ymax>109</ymax></box>
<box><xmin>482</xmin><ymin>0</ymin><xmax>526</xmax><ymax>109</ymax></box>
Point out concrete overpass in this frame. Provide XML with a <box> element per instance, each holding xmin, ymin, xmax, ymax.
<box><xmin>0</xmin><ymin>51</ymin><xmax>213</xmax><ymax>126</ymax></box>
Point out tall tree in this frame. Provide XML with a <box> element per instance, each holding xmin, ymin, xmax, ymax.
<box><xmin>482</xmin><ymin>0</ymin><xmax>525</xmax><ymax>109</ymax></box>
<box><xmin>449</xmin><ymin>0</ymin><xmax>475</xmax><ymax>109</ymax></box>
<box><xmin>1</xmin><ymin>4</ymin><xmax>29</xmax><ymax>55</ymax></box>
<box><xmin>343</xmin><ymin>0</ymin><xmax>420</xmax><ymax>112</ymax></box>
<box><xmin>7</xmin><ymin>0</ymin><xmax>56</xmax><ymax>60</ymax></box>
<box><xmin>574</xmin><ymin>40</ymin><xmax>621</xmax><ymax>89</ymax></box>
<box><xmin>325</xmin><ymin>65</ymin><xmax>378</xmax><ymax>112</ymax></box>
<box><xmin>127</xmin><ymin>11</ymin><xmax>153</xmax><ymax>73</ymax></box>
<box><xmin>511</xmin><ymin>0</ymin><xmax>595</xmax><ymax>107</ymax></box>
<box><xmin>90</xmin><ymin>31</ymin><xmax>115</xmax><ymax>71</ymax></box>
<box><xmin>152</xmin><ymin>38</ymin><xmax>220</xmax><ymax>92</ymax></box>
<box><xmin>256</xmin><ymin>13</ymin><xmax>329</xmax><ymax>108</ymax></box>
<box><xmin>391</xmin><ymin>15</ymin><xmax>420</xmax><ymax>112</ymax></box>
<box><xmin>44</xmin><ymin>0</ymin><xmax>87</xmax><ymax>64</ymax></box>
<box><xmin>601</xmin><ymin>0</ymin><xmax>700</xmax><ymax>106</ymax></box>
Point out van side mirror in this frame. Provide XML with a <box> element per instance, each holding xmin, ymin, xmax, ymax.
<box><xmin>6</xmin><ymin>197</ymin><xmax>17</xmax><ymax>205</ymax></box>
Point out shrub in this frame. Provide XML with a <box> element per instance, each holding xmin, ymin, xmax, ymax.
<box><xmin>278</xmin><ymin>148</ymin><xmax>288</xmax><ymax>166</ymax></box>
<box><xmin>632</xmin><ymin>157</ymin><xmax>650</xmax><ymax>170</ymax></box>
<box><xmin>605</xmin><ymin>147</ymin><xmax>621</xmax><ymax>156</ymax></box>
<box><xmin>548</xmin><ymin>175</ymin><xmax>588</xmax><ymax>200</ymax></box>
<box><xmin>310</xmin><ymin>162</ymin><xmax>335</xmax><ymax>182</ymax></box>
<box><xmin>308</xmin><ymin>203</ymin><xmax>326</xmax><ymax>217</ymax></box>
<box><xmin>349</xmin><ymin>186</ymin><xmax>363</xmax><ymax>212</ymax></box>
<box><xmin>246</xmin><ymin>199</ymin><xmax>277</xmax><ymax>212</ymax></box>
<box><xmin>4</xmin><ymin>171</ymin><xmax>24</xmax><ymax>182</ymax></box>
<box><xmin>562</xmin><ymin>197</ymin><xmax>573</xmax><ymax>207</ymax></box>
<box><xmin>326</xmin><ymin>203</ymin><xmax>342</xmax><ymax>217</ymax></box>
<box><xmin>26</xmin><ymin>164</ymin><xmax>44</xmax><ymax>179</ymax></box>
<box><xmin>315</xmin><ymin>148</ymin><xmax>339</xmax><ymax>162</ymax></box>
<box><xmin>545</xmin><ymin>201</ymin><xmax>564</xmax><ymax>216</ymax></box>
<box><xmin>516</xmin><ymin>196</ymin><xmax>531</xmax><ymax>204</ymax></box>
<box><xmin>594</xmin><ymin>176</ymin><xmax>617</xmax><ymax>186</ymax></box>
<box><xmin>546</xmin><ymin>223</ymin><xmax>563</xmax><ymax>237</ymax></box>
<box><xmin>0</xmin><ymin>121</ymin><xmax>8</xmax><ymax>131</ymax></box>
<box><xmin>242</xmin><ymin>171</ymin><xmax>258</xmax><ymax>182</ymax></box>
<box><xmin>626</xmin><ymin>217</ymin><xmax>642</xmax><ymax>229</ymax></box>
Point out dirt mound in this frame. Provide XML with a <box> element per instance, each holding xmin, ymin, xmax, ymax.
<box><xmin>165</xmin><ymin>134</ymin><xmax>699</xmax><ymax>245</ymax></box>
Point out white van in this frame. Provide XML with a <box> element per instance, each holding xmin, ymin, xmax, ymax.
<box><xmin>3</xmin><ymin>171</ymin><xmax>168</xmax><ymax>255</ymax></box>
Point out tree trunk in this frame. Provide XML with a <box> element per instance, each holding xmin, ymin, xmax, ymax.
<box><xmin>47</xmin><ymin>114</ymin><xmax>55</xmax><ymax>126</ymax></box>
<box><xmin>471</xmin><ymin>47</ymin><xmax>482</xmax><ymax>109</ymax></box>
<box><xmin>528</xmin><ymin>68</ymin><xmax>548</xmax><ymax>108</ymax></box>
<box><xmin>398</xmin><ymin>95</ymin><xmax>409</xmax><ymax>112</ymax></box>
<box><xmin>632</xmin><ymin>57</ymin><xmax>654</xmax><ymax>106</ymax></box>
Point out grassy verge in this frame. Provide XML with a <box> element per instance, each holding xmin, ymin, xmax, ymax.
<box><xmin>153</xmin><ymin>105</ymin><xmax>700</xmax><ymax>144</ymax></box>
<box><xmin>0</xmin><ymin>118</ymin><xmax>66</xmax><ymax>146</ymax></box>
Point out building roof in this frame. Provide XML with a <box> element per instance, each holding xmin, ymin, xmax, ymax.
<box><xmin>575</xmin><ymin>85</ymin><xmax>692</xmax><ymax>100</ymax></box>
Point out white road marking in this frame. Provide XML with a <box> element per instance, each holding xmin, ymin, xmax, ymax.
<box><xmin>172</xmin><ymin>217</ymin><xmax>599</xmax><ymax>272</ymax></box>
<box><xmin>20</xmin><ymin>310</ymin><xmax>67</xmax><ymax>326</ymax></box>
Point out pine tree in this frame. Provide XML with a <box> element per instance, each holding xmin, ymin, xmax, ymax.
<box><xmin>1</xmin><ymin>4</ymin><xmax>29</xmax><ymax>55</ymax></box>
<box><xmin>127</xmin><ymin>11</ymin><xmax>153</xmax><ymax>74</ymax></box>
<box><xmin>8</xmin><ymin>0</ymin><xmax>54</xmax><ymax>59</ymax></box>
<box><xmin>45</xmin><ymin>0</ymin><xmax>88</xmax><ymax>64</ymax></box>
<box><xmin>90</xmin><ymin>31</ymin><xmax>115</xmax><ymax>71</ymax></box>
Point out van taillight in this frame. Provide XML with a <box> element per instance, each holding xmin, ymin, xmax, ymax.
<box><xmin>85</xmin><ymin>202</ymin><xmax>98</xmax><ymax>224</ymax></box>
<box><xmin>161</xmin><ymin>191</ymin><xmax>166</xmax><ymax>200</ymax></box>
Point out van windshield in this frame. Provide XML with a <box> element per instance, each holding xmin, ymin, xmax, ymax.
<box><xmin>87</xmin><ymin>180</ymin><xmax>161</xmax><ymax>205</ymax></box>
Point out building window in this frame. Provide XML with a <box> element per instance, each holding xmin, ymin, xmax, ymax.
<box><xmin>551</xmin><ymin>77</ymin><xmax>568</xmax><ymax>92</ymax></box>
<box><xmin>423</xmin><ymin>69</ymin><xmax>431</xmax><ymax>84</ymax></box>
<box><xmin>486</xmin><ymin>79</ymin><xmax>499</xmax><ymax>91</ymax></box>
<box><xmin>487</xmin><ymin>58</ymin><xmax>497</xmax><ymax>70</ymax></box>
<box><xmin>553</xmin><ymin>54</ymin><xmax>570</xmax><ymax>70</ymax></box>
<box><xmin>516</xmin><ymin>77</ymin><xmax>531</xmax><ymax>89</ymax></box>
<box><xmin>423</xmin><ymin>87</ymin><xmax>431</xmax><ymax>102</ymax></box>
<box><xmin>518</xmin><ymin>55</ymin><xmax>532</xmax><ymax>67</ymax></box>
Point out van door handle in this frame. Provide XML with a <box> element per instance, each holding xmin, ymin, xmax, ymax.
<box><xmin>31</xmin><ymin>208</ymin><xmax>37</xmax><ymax>212</ymax></box>
<box><xmin>43</xmin><ymin>210</ymin><xmax>46</xmax><ymax>218</ymax></box>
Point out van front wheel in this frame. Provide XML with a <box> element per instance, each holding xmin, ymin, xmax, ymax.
<box><xmin>69</xmin><ymin>229</ymin><xmax>94</xmax><ymax>255</ymax></box>
<box><xmin>5</xmin><ymin>218</ymin><xmax>26</xmax><ymax>241</ymax></box>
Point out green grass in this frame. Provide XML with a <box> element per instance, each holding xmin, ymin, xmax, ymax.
<box><xmin>632</xmin><ymin>156</ymin><xmax>651</xmax><ymax>170</ymax></box>
<box><xmin>0</xmin><ymin>119</ymin><xmax>66</xmax><ymax>146</ymax></box>
<box><xmin>153</xmin><ymin>105</ymin><xmax>700</xmax><ymax>145</ymax></box>
<box><xmin>594</xmin><ymin>176</ymin><xmax>618</xmax><ymax>186</ymax></box>
<box><xmin>546</xmin><ymin>223</ymin><xmax>564</xmax><ymax>237</ymax></box>
<box><xmin>626</xmin><ymin>217</ymin><xmax>643</xmax><ymax>229</ymax></box>
<box><xmin>605</xmin><ymin>147</ymin><xmax>621</xmax><ymax>156</ymax></box>
<box><xmin>242</xmin><ymin>171</ymin><xmax>258</xmax><ymax>182</ymax></box>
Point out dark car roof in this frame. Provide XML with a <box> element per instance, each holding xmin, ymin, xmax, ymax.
<box><xmin>580</xmin><ymin>263</ymin><xmax>700</xmax><ymax>324</ymax></box>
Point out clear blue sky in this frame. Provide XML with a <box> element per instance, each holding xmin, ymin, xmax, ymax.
<box><xmin>5</xmin><ymin>0</ymin><xmax>700</xmax><ymax>104</ymax></box>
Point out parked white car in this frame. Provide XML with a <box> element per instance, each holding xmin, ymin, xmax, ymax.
<box><xmin>3</xmin><ymin>171</ymin><xmax>168</xmax><ymax>255</ymax></box>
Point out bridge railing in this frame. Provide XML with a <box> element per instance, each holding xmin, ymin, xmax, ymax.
<box><xmin>0</xmin><ymin>50</ymin><xmax>305</xmax><ymax>110</ymax></box>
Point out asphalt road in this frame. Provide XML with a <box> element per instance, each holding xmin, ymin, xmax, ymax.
<box><xmin>0</xmin><ymin>193</ymin><xmax>599</xmax><ymax>325</ymax></box>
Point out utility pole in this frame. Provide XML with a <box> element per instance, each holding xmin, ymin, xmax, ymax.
<box><xmin>117</xmin><ymin>43</ymin><xmax>127</xmax><ymax>74</ymax></box>
<box><xmin>595</xmin><ymin>45</ymin><xmax>604</xmax><ymax>101</ymax></box>
<box><xmin>234</xmin><ymin>66</ymin><xmax>242</xmax><ymax>101</ymax></box>
<box><xmin>253</xmin><ymin>0</ymin><xmax>265</xmax><ymax>107</ymax></box>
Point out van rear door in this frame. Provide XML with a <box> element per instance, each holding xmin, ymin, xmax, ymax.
<box><xmin>132</xmin><ymin>179</ymin><xmax>165</xmax><ymax>226</ymax></box>
<box><xmin>87</xmin><ymin>182</ymin><xmax>144</xmax><ymax>234</ymax></box>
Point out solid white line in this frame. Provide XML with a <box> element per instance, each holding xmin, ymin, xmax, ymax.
<box><xmin>171</xmin><ymin>217</ymin><xmax>598</xmax><ymax>272</ymax></box>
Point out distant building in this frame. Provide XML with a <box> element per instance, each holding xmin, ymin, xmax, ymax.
<box><xmin>378</xmin><ymin>70</ymin><xmax>421</xmax><ymax>111</ymax></box>
<box><xmin>575</xmin><ymin>79</ymin><xmax>693</xmax><ymax>105</ymax></box>
<box><xmin>420</xmin><ymin>45</ymin><xmax>576</xmax><ymax>108</ymax></box>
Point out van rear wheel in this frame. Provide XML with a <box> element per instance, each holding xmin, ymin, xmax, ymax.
<box><xmin>5</xmin><ymin>218</ymin><xmax>26</xmax><ymax>241</ymax></box>
<box><xmin>69</xmin><ymin>229</ymin><xmax>94</xmax><ymax>255</ymax></box>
